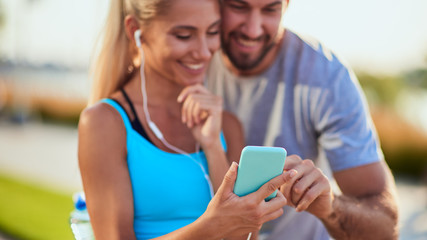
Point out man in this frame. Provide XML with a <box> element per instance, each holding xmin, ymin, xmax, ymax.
<box><xmin>207</xmin><ymin>0</ymin><xmax>399</xmax><ymax>239</ymax></box>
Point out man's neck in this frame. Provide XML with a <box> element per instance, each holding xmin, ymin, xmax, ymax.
<box><xmin>222</xmin><ymin>29</ymin><xmax>286</xmax><ymax>77</ymax></box>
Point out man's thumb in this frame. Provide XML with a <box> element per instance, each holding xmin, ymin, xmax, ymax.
<box><xmin>217</xmin><ymin>162</ymin><xmax>238</xmax><ymax>195</ymax></box>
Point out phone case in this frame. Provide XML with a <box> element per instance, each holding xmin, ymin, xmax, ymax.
<box><xmin>233</xmin><ymin>146</ymin><xmax>287</xmax><ymax>201</ymax></box>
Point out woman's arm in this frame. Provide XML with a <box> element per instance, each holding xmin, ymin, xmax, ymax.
<box><xmin>178</xmin><ymin>85</ymin><xmax>238</xmax><ymax>192</ymax></box>
<box><xmin>222</xmin><ymin>111</ymin><xmax>245</xmax><ymax>164</ymax></box>
<box><xmin>200</xmin><ymin>111</ymin><xmax>245</xmax><ymax>193</ymax></box>
<box><xmin>78</xmin><ymin>103</ymin><xmax>136</xmax><ymax>240</ymax></box>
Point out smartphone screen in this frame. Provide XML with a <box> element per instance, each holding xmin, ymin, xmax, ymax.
<box><xmin>233</xmin><ymin>146</ymin><xmax>287</xmax><ymax>201</ymax></box>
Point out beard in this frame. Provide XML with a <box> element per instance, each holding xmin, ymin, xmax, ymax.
<box><xmin>221</xmin><ymin>31</ymin><xmax>275</xmax><ymax>71</ymax></box>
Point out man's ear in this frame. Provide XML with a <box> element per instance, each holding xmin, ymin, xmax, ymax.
<box><xmin>282</xmin><ymin>0</ymin><xmax>290</xmax><ymax>13</ymax></box>
<box><xmin>124</xmin><ymin>15</ymin><xmax>141</xmax><ymax>46</ymax></box>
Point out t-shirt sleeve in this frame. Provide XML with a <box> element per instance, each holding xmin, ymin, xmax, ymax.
<box><xmin>314</xmin><ymin>67</ymin><xmax>384</xmax><ymax>172</ymax></box>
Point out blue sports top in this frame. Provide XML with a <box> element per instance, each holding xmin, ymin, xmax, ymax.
<box><xmin>101</xmin><ymin>98</ymin><xmax>227</xmax><ymax>239</ymax></box>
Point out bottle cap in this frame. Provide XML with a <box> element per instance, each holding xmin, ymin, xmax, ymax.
<box><xmin>73</xmin><ymin>192</ymin><xmax>87</xmax><ymax>211</ymax></box>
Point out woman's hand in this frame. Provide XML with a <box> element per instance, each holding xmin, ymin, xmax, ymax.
<box><xmin>200</xmin><ymin>162</ymin><xmax>298</xmax><ymax>239</ymax></box>
<box><xmin>177</xmin><ymin>84</ymin><xmax>223</xmax><ymax>149</ymax></box>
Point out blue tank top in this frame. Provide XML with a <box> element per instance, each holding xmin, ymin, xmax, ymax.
<box><xmin>101</xmin><ymin>99</ymin><xmax>227</xmax><ymax>239</ymax></box>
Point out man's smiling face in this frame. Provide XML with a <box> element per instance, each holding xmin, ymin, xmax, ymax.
<box><xmin>220</xmin><ymin>0</ymin><xmax>287</xmax><ymax>71</ymax></box>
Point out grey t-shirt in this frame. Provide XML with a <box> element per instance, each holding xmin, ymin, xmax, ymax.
<box><xmin>206</xmin><ymin>29</ymin><xmax>383</xmax><ymax>239</ymax></box>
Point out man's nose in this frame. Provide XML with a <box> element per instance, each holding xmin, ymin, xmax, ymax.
<box><xmin>241</xmin><ymin>11</ymin><xmax>263</xmax><ymax>39</ymax></box>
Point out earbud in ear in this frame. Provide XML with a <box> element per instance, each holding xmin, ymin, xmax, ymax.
<box><xmin>134</xmin><ymin>29</ymin><xmax>142</xmax><ymax>48</ymax></box>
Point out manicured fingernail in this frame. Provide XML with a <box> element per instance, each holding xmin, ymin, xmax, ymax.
<box><xmin>289</xmin><ymin>170</ymin><xmax>297</xmax><ymax>178</ymax></box>
<box><xmin>177</xmin><ymin>95</ymin><xmax>182</xmax><ymax>102</ymax></box>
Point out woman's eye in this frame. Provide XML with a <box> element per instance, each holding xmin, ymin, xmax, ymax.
<box><xmin>207</xmin><ymin>30</ymin><xmax>219</xmax><ymax>36</ymax></box>
<box><xmin>176</xmin><ymin>34</ymin><xmax>191</xmax><ymax>40</ymax></box>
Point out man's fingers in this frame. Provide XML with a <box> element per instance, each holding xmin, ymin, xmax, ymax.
<box><xmin>296</xmin><ymin>183</ymin><xmax>328</xmax><ymax>212</ymax></box>
<box><xmin>283</xmin><ymin>155</ymin><xmax>303</xmax><ymax>170</ymax></box>
<box><xmin>291</xmin><ymin>165</ymin><xmax>319</xmax><ymax>206</ymax></box>
<box><xmin>280</xmin><ymin>169</ymin><xmax>304</xmax><ymax>207</ymax></box>
<box><xmin>281</xmin><ymin>159</ymin><xmax>316</xmax><ymax>204</ymax></box>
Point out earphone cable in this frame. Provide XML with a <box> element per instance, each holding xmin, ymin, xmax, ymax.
<box><xmin>138</xmin><ymin>49</ymin><xmax>214</xmax><ymax>198</ymax></box>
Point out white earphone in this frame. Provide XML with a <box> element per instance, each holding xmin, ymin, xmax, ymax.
<box><xmin>134</xmin><ymin>29</ymin><xmax>142</xmax><ymax>48</ymax></box>
<box><xmin>133</xmin><ymin>29</ymin><xmax>214</xmax><ymax>197</ymax></box>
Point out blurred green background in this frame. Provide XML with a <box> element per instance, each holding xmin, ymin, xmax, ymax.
<box><xmin>0</xmin><ymin>0</ymin><xmax>426</xmax><ymax>239</ymax></box>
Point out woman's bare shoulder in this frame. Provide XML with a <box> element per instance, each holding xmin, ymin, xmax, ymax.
<box><xmin>78</xmin><ymin>101</ymin><xmax>126</xmax><ymax>142</ymax></box>
<box><xmin>80</xmin><ymin>101</ymin><xmax>122</xmax><ymax>129</ymax></box>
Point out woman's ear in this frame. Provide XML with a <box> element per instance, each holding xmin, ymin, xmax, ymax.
<box><xmin>125</xmin><ymin>15</ymin><xmax>143</xmax><ymax>67</ymax></box>
<box><xmin>124</xmin><ymin>15</ymin><xmax>141</xmax><ymax>47</ymax></box>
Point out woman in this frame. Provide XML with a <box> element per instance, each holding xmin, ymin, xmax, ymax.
<box><xmin>78</xmin><ymin>0</ymin><xmax>292</xmax><ymax>239</ymax></box>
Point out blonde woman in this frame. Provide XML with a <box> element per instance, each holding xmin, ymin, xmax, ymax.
<box><xmin>78</xmin><ymin>0</ymin><xmax>296</xmax><ymax>239</ymax></box>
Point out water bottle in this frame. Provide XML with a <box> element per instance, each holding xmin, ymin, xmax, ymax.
<box><xmin>70</xmin><ymin>192</ymin><xmax>94</xmax><ymax>240</ymax></box>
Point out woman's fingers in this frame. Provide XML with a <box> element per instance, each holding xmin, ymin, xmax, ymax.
<box><xmin>215</xmin><ymin>162</ymin><xmax>238</xmax><ymax>199</ymax></box>
<box><xmin>207</xmin><ymin>165</ymin><xmax>298</xmax><ymax>238</ymax></box>
<box><xmin>182</xmin><ymin>94</ymin><xmax>221</xmax><ymax>127</ymax></box>
<box><xmin>177</xmin><ymin>84</ymin><xmax>210</xmax><ymax>103</ymax></box>
<box><xmin>260</xmin><ymin>190</ymin><xmax>287</xmax><ymax>216</ymax></box>
<box><xmin>261</xmin><ymin>207</ymin><xmax>284</xmax><ymax>223</ymax></box>
<box><xmin>186</xmin><ymin>95</ymin><xmax>196</xmax><ymax>127</ymax></box>
<box><xmin>247</xmin><ymin>170</ymin><xmax>296</xmax><ymax>204</ymax></box>
<box><xmin>179</xmin><ymin>84</ymin><xmax>210</xmax><ymax>127</ymax></box>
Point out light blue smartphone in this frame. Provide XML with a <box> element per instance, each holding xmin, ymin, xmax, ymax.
<box><xmin>233</xmin><ymin>146</ymin><xmax>287</xmax><ymax>201</ymax></box>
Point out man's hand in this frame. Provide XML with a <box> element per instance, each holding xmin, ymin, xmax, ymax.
<box><xmin>280</xmin><ymin>156</ymin><xmax>399</xmax><ymax>239</ymax></box>
<box><xmin>280</xmin><ymin>155</ymin><xmax>333</xmax><ymax>219</ymax></box>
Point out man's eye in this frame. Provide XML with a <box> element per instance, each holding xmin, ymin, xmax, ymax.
<box><xmin>264</xmin><ymin>8</ymin><xmax>278</xmax><ymax>12</ymax></box>
<box><xmin>229</xmin><ymin>4</ymin><xmax>247</xmax><ymax>10</ymax></box>
<box><xmin>263</xmin><ymin>7</ymin><xmax>280</xmax><ymax>13</ymax></box>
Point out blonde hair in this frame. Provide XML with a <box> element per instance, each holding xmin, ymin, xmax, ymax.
<box><xmin>88</xmin><ymin>0</ymin><xmax>170</xmax><ymax>105</ymax></box>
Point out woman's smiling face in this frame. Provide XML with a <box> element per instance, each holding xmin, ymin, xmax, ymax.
<box><xmin>141</xmin><ymin>0</ymin><xmax>221</xmax><ymax>86</ymax></box>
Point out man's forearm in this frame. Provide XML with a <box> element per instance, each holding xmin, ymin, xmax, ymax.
<box><xmin>321</xmin><ymin>191</ymin><xmax>399</xmax><ymax>239</ymax></box>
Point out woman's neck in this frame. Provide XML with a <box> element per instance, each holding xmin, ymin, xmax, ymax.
<box><xmin>128</xmin><ymin>66</ymin><xmax>184</xmax><ymax>108</ymax></box>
